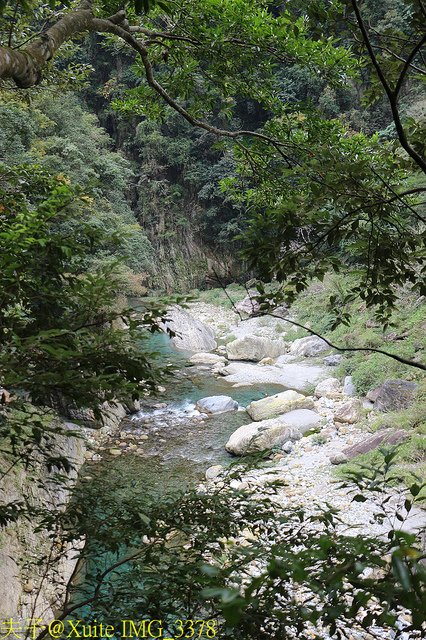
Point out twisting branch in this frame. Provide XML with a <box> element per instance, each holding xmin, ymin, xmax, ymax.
<box><xmin>350</xmin><ymin>0</ymin><xmax>426</xmax><ymax>174</ymax></box>
<box><xmin>1</xmin><ymin>1</ymin><xmax>424</xmax><ymax>179</ymax></box>
<box><xmin>0</xmin><ymin>1</ymin><xmax>94</xmax><ymax>87</ymax></box>
<box><xmin>211</xmin><ymin>268</ymin><xmax>426</xmax><ymax>372</ymax></box>
<box><xmin>0</xmin><ymin>4</ymin><xmax>292</xmax><ymax>149</ymax></box>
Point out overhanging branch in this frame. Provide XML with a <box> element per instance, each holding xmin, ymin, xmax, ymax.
<box><xmin>350</xmin><ymin>0</ymin><xmax>426</xmax><ymax>174</ymax></box>
<box><xmin>212</xmin><ymin>269</ymin><xmax>426</xmax><ymax>373</ymax></box>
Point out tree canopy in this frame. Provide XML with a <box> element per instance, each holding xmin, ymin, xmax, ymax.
<box><xmin>0</xmin><ymin>0</ymin><xmax>424</xmax><ymax>325</ymax></box>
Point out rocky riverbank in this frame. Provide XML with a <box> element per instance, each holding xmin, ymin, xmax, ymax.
<box><xmin>5</xmin><ymin>296</ymin><xmax>421</xmax><ymax>635</ymax></box>
<box><xmin>180</xmin><ymin>300</ymin><xmax>425</xmax><ymax>538</ymax></box>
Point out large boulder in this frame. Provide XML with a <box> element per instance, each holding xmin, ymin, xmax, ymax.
<box><xmin>223</xmin><ymin>362</ymin><xmax>324</xmax><ymax>392</ymax></box>
<box><xmin>314</xmin><ymin>377</ymin><xmax>342</xmax><ymax>399</ymax></box>
<box><xmin>226</xmin><ymin>335</ymin><xmax>286</xmax><ymax>362</ymax></box>
<box><xmin>289</xmin><ymin>336</ymin><xmax>329</xmax><ymax>358</ymax></box>
<box><xmin>367</xmin><ymin>379</ymin><xmax>418</xmax><ymax>412</ymax></box>
<box><xmin>334</xmin><ymin>399</ymin><xmax>363</xmax><ymax>424</ymax></box>
<box><xmin>343</xmin><ymin>376</ymin><xmax>357</xmax><ymax>397</ymax></box>
<box><xmin>235</xmin><ymin>292</ymin><xmax>261</xmax><ymax>316</ymax></box>
<box><xmin>235</xmin><ymin>293</ymin><xmax>289</xmax><ymax>319</ymax></box>
<box><xmin>222</xmin><ymin>362</ymin><xmax>326</xmax><ymax>393</ymax></box>
<box><xmin>323</xmin><ymin>354</ymin><xmax>343</xmax><ymax>367</ymax></box>
<box><xmin>225</xmin><ymin>409</ymin><xmax>321</xmax><ymax>455</ymax></box>
<box><xmin>246</xmin><ymin>390</ymin><xmax>314</xmax><ymax>421</ymax></box>
<box><xmin>330</xmin><ymin>428</ymin><xmax>409</xmax><ymax>464</ymax></box>
<box><xmin>162</xmin><ymin>305</ymin><xmax>217</xmax><ymax>353</ymax></box>
<box><xmin>196</xmin><ymin>395</ymin><xmax>238</xmax><ymax>414</ymax></box>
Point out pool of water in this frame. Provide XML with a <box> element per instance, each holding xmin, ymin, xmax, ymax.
<box><xmin>88</xmin><ymin>361</ymin><xmax>285</xmax><ymax>496</ymax></box>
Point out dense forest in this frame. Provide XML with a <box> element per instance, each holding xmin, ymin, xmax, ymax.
<box><xmin>0</xmin><ymin>1</ymin><xmax>425</xmax><ymax>638</ymax></box>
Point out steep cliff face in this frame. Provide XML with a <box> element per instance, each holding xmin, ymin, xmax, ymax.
<box><xmin>118</xmin><ymin>117</ymin><xmax>244</xmax><ymax>292</ymax></box>
<box><xmin>0</xmin><ymin>423</ymin><xmax>85</xmax><ymax>621</ymax></box>
<box><xmin>0</xmin><ymin>402</ymin><xmax>130</xmax><ymax>622</ymax></box>
<box><xmin>80</xmin><ymin>51</ymin><xmax>245</xmax><ymax>292</ymax></box>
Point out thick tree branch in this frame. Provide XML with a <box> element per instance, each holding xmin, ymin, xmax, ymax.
<box><xmin>0</xmin><ymin>4</ymin><xmax>95</xmax><ymax>87</ymax></box>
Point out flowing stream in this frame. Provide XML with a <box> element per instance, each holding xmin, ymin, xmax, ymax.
<box><xmin>70</xmin><ymin>333</ymin><xmax>285</xmax><ymax>614</ymax></box>
<box><xmin>86</xmin><ymin>334</ymin><xmax>285</xmax><ymax>495</ymax></box>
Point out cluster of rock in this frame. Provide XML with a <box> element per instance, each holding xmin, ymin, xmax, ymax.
<box><xmin>175</xmin><ymin>299</ymin><xmax>420</xmax><ymax>466</ymax></box>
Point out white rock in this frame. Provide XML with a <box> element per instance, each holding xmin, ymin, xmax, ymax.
<box><xmin>247</xmin><ymin>390</ymin><xmax>314</xmax><ymax>421</ymax></box>
<box><xmin>196</xmin><ymin>395</ymin><xmax>238</xmax><ymax>414</ymax></box>
<box><xmin>330</xmin><ymin>453</ymin><xmax>349</xmax><ymax>465</ymax></box>
<box><xmin>205</xmin><ymin>465</ymin><xmax>224</xmax><ymax>480</ymax></box>
<box><xmin>334</xmin><ymin>399</ymin><xmax>363</xmax><ymax>424</ymax></box>
<box><xmin>189</xmin><ymin>352</ymin><xmax>226</xmax><ymax>365</ymax></box>
<box><xmin>314</xmin><ymin>377</ymin><xmax>342</xmax><ymax>399</ymax></box>
<box><xmin>162</xmin><ymin>305</ymin><xmax>217</xmax><ymax>353</ymax></box>
<box><xmin>222</xmin><ymin>362</ymin><xmax>326</xmax><ymax>393</ymax></box>
<box><xmin>232</xmin><ymin>382</ymin><xmax>254</xmax><ymax>388</ymax></box>
<box><xmin>226</xmin><ymin>335</ymin><xmax>286</xmax><ymax>362</ymax></box>
<box><xmin>225</xmin><ymin>409</ymin><xmax>321</xmax><ymax>455</ymax></box>
<box><xmin>289</xmin><ymin>336</ymin><xmax>329</xmax><ymax>357</ymax></box>
<box><xmin>343</xmin><ymin>376</ymin><xmax>357</xmax><ymax>397</ymax></box>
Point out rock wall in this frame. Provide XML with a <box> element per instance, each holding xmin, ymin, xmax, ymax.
<box><xmin>0</xmin><ymin>401</ymin><xmax>131</xmax><ymax>623</ymax></box>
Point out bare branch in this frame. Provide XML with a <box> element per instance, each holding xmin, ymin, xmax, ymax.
<box><xmin>211</xmin><ymin>269</ymin><xmax>426</xmax><ymax>372</ymax></box>
<box><xmin>394</xmin><ymin>33</ymin><xmax>426</xmax><ymax>97</ymax></box>
<box><xmin>351</xmin><ymin>0</ymin><xmax>426</xmax><ymax>174</ymax></box>
<box><xmin>371</xmin><ymin>43</ymin><xmax>426</xmax><ymax>77</ymax></box>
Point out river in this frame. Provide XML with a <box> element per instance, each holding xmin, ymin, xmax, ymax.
<box><xmin>65</xmin><ymin>332</ymin><xmax>285</xmax><ymax>624</ymax></box>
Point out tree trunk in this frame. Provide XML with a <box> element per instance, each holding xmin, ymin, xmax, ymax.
<box><xmin>0</xmin><ymin>7</ymin><xmax>94</xmax><ymax>88</ymax></box>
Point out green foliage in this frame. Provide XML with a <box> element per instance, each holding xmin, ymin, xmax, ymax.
<box><xmin>232</xmin><ymin>116</ymin><xmax>425</xmax><ymax>324</ymax></box>
<box><xmin>0</xmin><ymin>2</ymin><xmax>425</xmax><ymax>635</ymax></box>
<box><xmin>285</xmin><ymin>275</ymin><xmax>425</xmax><ymax>389</ymax></box>
<box><xmin>0</xmin><ymin>102</ymin><xmax>36</xmax><ymax>162</ymax></box>
<box><xmin>198</xmin><ymin>284</ymin><xmax>247</xmax><ymax>307</ymax></box>
<box><xmin>40</xmin><ymin>453</ymin><xmax>426</xmax><ymax>638</ymax></box>
<box><xmin>0</xmin><ymin>162</ymin><xmax>166</xmax><ymax>412</ymax></box>
<box><xmin>107</xmin><ymin>0</ymin><xmax>425</xmax><ymax>314</ymax></box>
<box><xmin>0</xmin><ymin>93</ymin><xmax>155</xmax><ymax>291</ymax></box>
